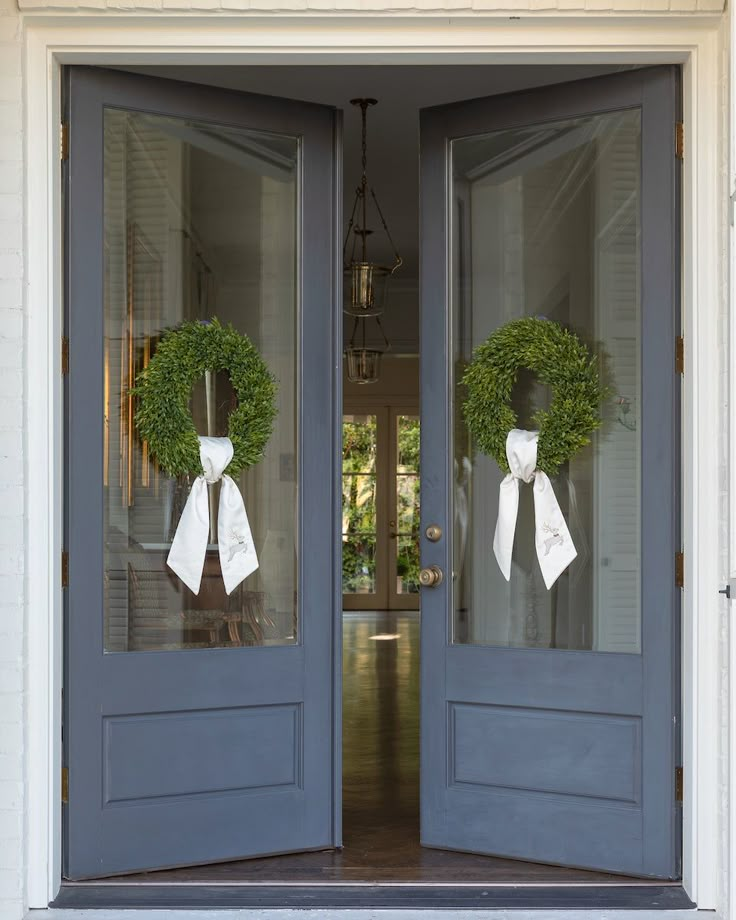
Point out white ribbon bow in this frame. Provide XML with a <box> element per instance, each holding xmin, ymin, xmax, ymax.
<box><xmin>493</xmin><ymin>429</ymin><xmax>577</xmax><ymax>590</ymax></box>
<box><xmin>167</xmin><ymin>436</ymin><xmax>258</xmax><ymax>595</ymax></box>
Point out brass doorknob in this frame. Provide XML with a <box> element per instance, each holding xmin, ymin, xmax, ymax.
<box><xmin>419</xmin><ymin>565</ymin><xmax>444</xmax><ymax>587</ymax></box>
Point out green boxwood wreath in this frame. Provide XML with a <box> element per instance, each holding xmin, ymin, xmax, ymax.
<box><xmin>462</xmin><ymin>317</ymin><xmax>605</xmax><ymax>476</ymax></box>
<box><xmin>133</xmin><ymin>318</ymin><xmax>278</xmax><ymax>478</ymax></box>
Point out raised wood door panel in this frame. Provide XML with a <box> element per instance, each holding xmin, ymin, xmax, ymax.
<box><xmin>64</xmin><ymin>66</ymin><xmax>340</xmax><ymax>878</ymax></box>
<box><xmin>419</xmin><ymin>66</ymin><xmax>680</xmax><ymax>878</ymax></box>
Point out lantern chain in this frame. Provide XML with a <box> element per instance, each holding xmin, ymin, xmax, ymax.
<box><xmin>344</xmin><ymin>97</ymin><xmax>399</xmax><ymax>381</ymax></box>
<box><xmin>360</xmin><ymin>100</ymin><xmax>368</xmax><ymax>261</ymax></box>
<box><xmin>370</xmin><ymin>188</ymin><xmax>403</xmax><ymax>274</ymax></box>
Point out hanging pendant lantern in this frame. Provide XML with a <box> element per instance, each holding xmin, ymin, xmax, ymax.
<box><xmin>345</xmin><ymin>346</ymin><xmax>382</xmax><ymax>385</ymax></box>
<box><xmin>344</xmin><ymin>307</ymin><xmax>390</xmax><ymax>385</ymax></box>
<box><xmin>344</xmin><ymin>99</ymin><xmax>402</xmax><ymax>384</ymax></box>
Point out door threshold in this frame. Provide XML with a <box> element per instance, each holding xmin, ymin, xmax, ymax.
<box><xmin>52</xmin><ymin>882</ymin><xmax>694</xmax><ymax>910</ymax></box>
<box><xmin>62</xmin><ymin>878</ymin><xmax>683</xmax><ymax>887</ymax></box>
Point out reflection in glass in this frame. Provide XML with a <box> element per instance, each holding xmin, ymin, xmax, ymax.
<box><xmin>395</xmin><ymin>415</ymin><xmax>420</xmax><ymax>595</ymax></box>
<box><xmin>342</xmin><ymin>415</ymin><xmax>378</xmax><ymax>594</ymax></box>
<box><xmin>103</xmin><ymin>108</ymin><xmax>298</xmax><ymax>652</ymax></box>
<box><xmin>452</xmin><ymin>110</ymin><xmax>641</xmax><ymax>653</ymax></box>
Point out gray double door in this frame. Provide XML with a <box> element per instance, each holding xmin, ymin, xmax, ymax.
<box><xmin>65</xmin><ymin>65</ymin><xmax>679</xmax><ymax>880</ymax></box>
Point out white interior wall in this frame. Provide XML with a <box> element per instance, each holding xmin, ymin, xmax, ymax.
<box><xmin>344</xmin><ymin>355</ymin><xmax>419</xmax><ymax>403</ymax></box>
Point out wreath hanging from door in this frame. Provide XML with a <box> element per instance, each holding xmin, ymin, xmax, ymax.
<box><xmin>133</xmin><ymin>317</ymin><xmax>278</xmax><ymax>478</ymax></box>
<box><xmin>462</xmin><ymin>317</ymin><xmax>605</xmax><ymax>476</ymax></box>
<box><xmin>462</xmin><ymin>317</ymin><xmax>605</xmax><ymax>590</ymax></box>
<box><xmin>133</xmin><ymin>319</ymin><xmax>278</xmax><ymax>595</ymax></box>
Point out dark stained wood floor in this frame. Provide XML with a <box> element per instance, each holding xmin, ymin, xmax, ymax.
<box><xmin>120</xmin><ymin>611</ymin><xmax>649</xmax><ymax>885</ymax></box>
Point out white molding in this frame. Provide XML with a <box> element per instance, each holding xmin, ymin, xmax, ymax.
<box><xmin>681</xmin><ymin>32</ymin><xmax>722</xmax><ymax>909</ymax></box>
<box><xmin>17</xmin><ymin>17</ymin><xmax>721</xmax><ymax>64</ymax></box>
<box><xmin>25</xmin><ymin>28</ymin><xmax>63</xmax><ymax>910</ymax></box>
<box><xmin>22</xmin><ymin>15</ymin><xmax>724</xmax><ymax>912</ymax></box>
<box><xmin>728</xmin><ymin>0</ymin><xmax>736</xmax><ymax>915</ymax></box>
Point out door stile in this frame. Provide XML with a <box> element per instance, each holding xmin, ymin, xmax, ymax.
<box><xmin>638</xmin><ymin>65</ymin><xmax>680</xmax><ymax>877</ymax></box>
<box><xmin>419</xmin><ymin>117</ymin><xmax>453</xmax><ymax>847</ymax></box>
<box><xmin>296</xmin><ymin>80</ymin><xmax>343</xmax><ymax>857</ymax></box>
<box><xmin>331</xmin><ymin>106</ymin><xmax>344</xmax><ymax>851</ymax></box>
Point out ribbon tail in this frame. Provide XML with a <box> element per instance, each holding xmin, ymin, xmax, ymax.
<box><xmin>533</xmin><ymin>472</ymin><xmax>577</xmax><ymax>590</ymax></box>
<box><xmin>167</xmin><ymin>477</ymin><xmax>210</xmax><ymax>594</ymax></box>
<box><xmin>493</xmin><ymin>473</ymin><xmax>520</xmax><ymax>581</ymax></box>
<box><xmin>218</xmin><ymin>475</ymin><xmax>259</xmax><ymax>595</ymax></box>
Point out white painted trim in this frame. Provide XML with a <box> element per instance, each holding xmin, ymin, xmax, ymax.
<box><xmin>680</xmin><ymin>33</ymin><xmax>722</xmax><ymax>910</ymax></box>
<box><xmin>22</xmin><ymin>15</ymin><xmax>724</xmax><ymax>913</ymax></box>
<box><xmin>725</xmin><ymin>9</ymin><xmax>736</xmax><ymax>920</ymax></box>
<box><xmin>25</xmin><ymin>30</ymin><xmax>64</xmax><ymax>910</ymax></box>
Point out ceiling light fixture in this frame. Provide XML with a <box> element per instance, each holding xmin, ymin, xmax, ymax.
<box><xmin>344</xmin><ymin>98</ymin><xmax>402</xmax><ymax>385</ymax></box>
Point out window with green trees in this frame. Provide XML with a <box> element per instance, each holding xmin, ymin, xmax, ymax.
<box><xmin>341</xmin><ymin>413</ymin><xmax>421</xmax><ymax>596</ymax></box>
<box><xmin>395</xmin><ymin>414</ymin><xmax>421</xmax><ymax>595</ymax></box>
<box><xmin>342</xmin><ymin>415</ymin><xmax>378</xmax><ymax>594</ymax></box>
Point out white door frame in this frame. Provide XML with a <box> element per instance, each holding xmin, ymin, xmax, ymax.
<box><xmin>24</xmin><ymin>14</ymin><xmax>724</xmax><ymax>911</ymax></box>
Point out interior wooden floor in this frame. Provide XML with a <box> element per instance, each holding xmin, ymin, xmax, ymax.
<box><xmin>119</xmin><ymin>610</ymin><xmax>652</xmax><ymax>885</ymax></box>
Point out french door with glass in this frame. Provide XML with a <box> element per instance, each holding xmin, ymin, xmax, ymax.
<box><xmin>342</xmin><ymin>407</ymin><xmax>420</xmax><ymax>610</ymax></box>
<box><xmin>419</xmin><ymin>66</ymin><xmax>681</xmax><ymax>877</ymax></box>
<box><xmin>65</xmin><ymin>61</ymin><xmax>680</xmax><ymax>884</ymax></box>
<box><xmin>64</xmin><ymin>67</ymin><xmax>340</xmax><ymax>878</ymax></box>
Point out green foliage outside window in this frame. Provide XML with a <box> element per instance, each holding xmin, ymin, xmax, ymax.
<box><xmin>342</xmin><ymin>415</ymin><xmax>421</xmax><ymax>595</ymax></box>
<box><xmin>395</xmin><ymin>416</ymin><xmax>421</xmax><ymax>594</ymax></box>
<box><xmin>342</xmin><ymin>416</ymin><xmax>379</xmax><ymax>594</ymax></box>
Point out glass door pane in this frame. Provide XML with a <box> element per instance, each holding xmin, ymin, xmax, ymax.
<box><xmin>103</xmin><ymin>108</ymin><xmax>299</xmax><ymax>652</ymax></box>
<box><xmin>451</xmin><ymin>109</ymin><xmax>642</xmax><ymax>653</ymax></box>
<box><xmin>342</xmin><ymin>413</ymin><xmax>380</xmax><ymax>597</ymax></box>
<box><xmin>390</xmin><ymin>412</ymin><xmax>421</xmax><ymax>607</ymax></box>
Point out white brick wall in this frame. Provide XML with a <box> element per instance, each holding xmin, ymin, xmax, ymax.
<box><xmin>0</xmin><ymin>1</ymin><xmax>24</xmax><ymax>919</ymax></box>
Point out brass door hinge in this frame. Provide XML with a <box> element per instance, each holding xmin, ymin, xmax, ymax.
<box><xmin>61</xmin><ymin>337</ymin><xmax>69</xmax><ymax>375</ymax></box>
<box><xmin>675</xmin><ymin>551</ymin><xmax>684</xmax><ymax>589</ymax></box>
<box><xmin>61</xmin><ymin>550</ymin><xmax>69</xmax><ymax>588</ymax></box>
<box><xmin>675</xmin><ymin>336</ymin><xmax>684</xmax><ymax>374</ymax></box>
<box><xmin>676</xmin><ymin>122</ymin><xmax>684</xmax><ymax>160</ymax></box>
<box><xmin>61</xmin><ymin>766</ymin><xmax>69</xmax><ymax>804</ymax></box>
<box><xmin>60</xmin><ymin>122</ymin><xmax>69</xmax><ymax>162</ymax></box>
<box><xmin>675</xmin><ymin>766</ymin><xmax>683</xmax><ymax>802</ymax></box>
